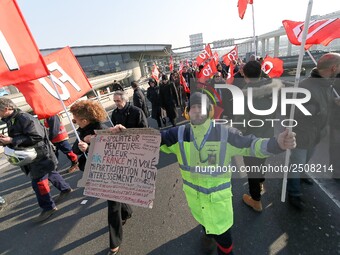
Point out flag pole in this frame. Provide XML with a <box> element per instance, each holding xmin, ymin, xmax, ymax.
<box><xmin>251</xmin><ymin>3</ymin><xmax>257</xmax><ymax>57</ymax></box>
<box><xmin>281</xmin><ymin>0</ymin><xmax>314</xmax><ymax>202</ymax></box>
<box><xmin>47</xmin><ymin>75</ymin><xmax>84</xmax><ymax>150</ymax></box>
<box><xmin>306</xmin><ymin>50</ymin><xmax>317</xmax><ymax>65</ymax></box>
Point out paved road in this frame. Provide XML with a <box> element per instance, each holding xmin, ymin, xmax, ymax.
<box><xmin>0</xmin><ymin>95</ymin><xmax>340</xmax><ymax>255</ymax></box>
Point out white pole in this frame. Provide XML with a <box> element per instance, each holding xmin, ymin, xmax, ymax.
<box><xmin>306</xmin><ymin>50</ymin><xmax>317</xmax><ymax>65</ymax></box>
<box><xmin>48</xmin><ymin>75</ymin><xmax>81</xmax><ymax>142</ymax></box>
<box><xmin>281</xmin><ymin>0</ymin><xmax>314</xmax><ymax>202</ymax></box>
<box><xmin>251</xmin><ymin>4</ymin><xmax>257</xmax><ymax>57</ymax></box>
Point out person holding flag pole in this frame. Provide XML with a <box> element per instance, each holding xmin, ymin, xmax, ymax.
<box><xmin>282</xmin><ymin>0</ymin><xmax>340</xmax><ymax>210</ymax></box>
<box><xmin>281</xmin><ymin>0</ymin><xmax>314</xmax><ymax>207</ymax></box>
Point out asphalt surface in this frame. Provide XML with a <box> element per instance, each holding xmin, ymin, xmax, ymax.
<box><xmin>1</xmin><ymin>93</ymin><xmax>340</xmax><ymax>255</ymax></box>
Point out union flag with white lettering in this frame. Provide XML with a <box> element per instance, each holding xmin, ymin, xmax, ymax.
<box><xmin>283</xmin><ymin>18</ymin><xmax>340</xmax><ymax>49</ymax></box>
<box><xmin>196</xmin><ymin>44</ymin><xmax>213</xmax><ymax>66</ymax></box>
<box><xmin>15</xmin><ymin>47</ymin><xmax>92</xmax><ymax>118</ymax></box>
<box><xmin>261</xmin><ymin>56</ymin><xmax>284</xmax><ymax>78</ymax></box>
<box><xmin>0</xmin><ymin>0</ymin><xmax>49</xmax><ymax>86</ymax></box>
<box><xmin>222</xmin><ymin>46</ymin><xmax>238</xmax><ymax>66</ymax></box>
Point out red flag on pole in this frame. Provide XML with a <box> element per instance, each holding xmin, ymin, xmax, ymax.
<box><xmin>261</xmin><ymin>56</ymin><xmax>284</xmax><ymax>78</ymax></box>
<box><xmin>213</xmin><ymin>51</ymin><xmax>219</xmax><ymax>65</ymax></box>
<box><xmin>151</xmin><ymin>64</ymin><xmax>159</xmax><ymax>82</ymax></box>
<box><xmin>179</xmin><ymin>61</ymin><xmax>184</xmax><ymax>72</ymax></box>
<box><xmin>0</xmin><ymin>0</ymin><xmax>49</xmax><ymax>87</ymax></box>
<box><xmin>238</xmin><ymin>0</ymin><xmax>253</xmax><ymax>20</ymax></box>
<box><xmin>282</xmin><ymin>18</ymin><xmax>340</xmax><ymax>49</ymax></box>
<box><xmin>222</xmin><ymin>46</ymin><xmax>239</xmax><ymax>66</ymax></box>
<box><xmin>226</xmin><ymin>62</ymin><xmax>235</xmax><ymax>84</ymax></box>
<box><xmin>179</xmin><ymin>71</ymin><xmax>190</xmax><ymax>93</ymax></box>
<box><xmin>169</xmin><ymin>56</ymin><xmax>174</xmax><ymax>72</ymax></box>
<box><xmin>15</xmin><ymin>47</ymin><xmax>92</xmax><ymax>118</ymax></box>
<box><xmin>198</xmin><ymin>59</ymin><xmax>218</xmax><ymax>82</ymax></box>
<box><xmin>196</xmin><ymin>44</ymin><xmax>213</xmax><ymax>66</ymax></box>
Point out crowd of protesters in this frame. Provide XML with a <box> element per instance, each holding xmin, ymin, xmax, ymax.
<box><xmin>0</xmin><ymin>52</ymin><xmax>339</xmax><ymax>255</ymax></box>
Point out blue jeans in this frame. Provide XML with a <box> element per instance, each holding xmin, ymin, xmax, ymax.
<box><xmin>287</xmin><ymin>147</ymin><xmax>315</xmax><ymax>196</ymax></box>
<box><xmin>31</xmin><ymin>170</ymin><xmax>71</xmax><ymax>210</ymax></box>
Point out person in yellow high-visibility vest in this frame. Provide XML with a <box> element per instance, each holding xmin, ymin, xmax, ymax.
<box><xmin>111</xmin><ymin>92</ymin><xmax>296</xmax><ymax>255</ymax></box>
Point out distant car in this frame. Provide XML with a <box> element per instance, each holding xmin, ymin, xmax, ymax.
<box><xmin>0</xmin><ymin>88</ymin><xmax>9</xmax><ymax>97</ymax></box>
<box><xmin>282</xmin><ymin>67</ymin><xmax>306</xmax><ymax>76</ymax></box>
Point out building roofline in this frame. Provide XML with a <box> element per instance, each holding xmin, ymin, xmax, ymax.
<box><xmin>40</xmin><ymin>44</ymin><xmax>172</xmax><ymax>56</ymax></box>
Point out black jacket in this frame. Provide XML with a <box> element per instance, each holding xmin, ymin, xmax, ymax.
<box><xmin>159</xmin><ymin>81</ymin><xmax>179</xmax><ymax>119</ymax></box>
<box><xmin>72</xmin><ymin>122</ymin><xmax>104</xmax><ymax>171</ymax></box>
<box><xmin>2</xmin><ymin>109</ymin><xmax>57</xmax><ymax>178</ymax></box>
<box><xmin>111</xmin><ymin>102</ymin><xmax>148</xmax><ymax>128</ymax></box>
<box><xmin>133</xmin><ymin>87</ymin><xmax>149</xmax><ymax>117</ymax></box>
<box><xmin>147</xmin><ymin>85</ymin><xmax>163</xmax><ymax>119</ymax></box>
<box><xmin>293</xmin><ymin>68</ymin><xmax>333</xmax><ymax>148</ymax></box>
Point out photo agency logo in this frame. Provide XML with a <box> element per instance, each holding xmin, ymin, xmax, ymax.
<box><xmin>201</xmin><ymin>84</ymin><xmax>312</xmax><ymax>128</ymax></box>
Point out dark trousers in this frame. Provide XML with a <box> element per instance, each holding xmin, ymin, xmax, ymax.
<box><xmin>108</xmin><ymin>200</ymin><xmax>133</xmax><ymax>249</ymax></box>
<box><xmin>31</xmin><ymin>170</ymin><xmax>71</xmax><ymax>211</ymax></box>
<box><xmin>243</xmin><ymin>156</ymin><xmax>266</xmax><ymax>201</ymax></box>
<box><xmin>205</xmin><ymin>226</ymin><xmax>233</xmax><ymax>255</ymax></box>
<box><xmin>54</xmin><ymin>140</ymin><xmax>78</xmax><ymax>163</ymax></box>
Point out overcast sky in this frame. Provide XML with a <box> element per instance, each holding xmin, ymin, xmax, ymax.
<box><xmin>17</xmin><ymin>0</ymin><xmax>340</xmax><ymax>50</ymax></box>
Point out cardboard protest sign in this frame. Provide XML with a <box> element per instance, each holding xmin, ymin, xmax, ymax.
<box><xmin>78</xmin><ymin>128</ymin><xmax>161</xmax><ymax>208</ymax></box>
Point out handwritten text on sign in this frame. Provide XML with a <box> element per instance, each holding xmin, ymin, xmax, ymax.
<box><xmin>82</xmin><ymin>128</ymin><xmax>161</xmax><ymax>208</ymax></box>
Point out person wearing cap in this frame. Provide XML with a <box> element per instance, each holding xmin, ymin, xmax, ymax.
<box><xmin>0</xmin><ymin>98</ymin><xmax>72</xmax><ymax>222</ymax></box>
<box><xmin>159</xmin><ymin>74</ymin><xmax>179</xmax><ymax>127</ymax></box>
<box><xmin>112</xmin><ymin>92</ymin><xmax>296</xmax><ymax>254</ymax></box>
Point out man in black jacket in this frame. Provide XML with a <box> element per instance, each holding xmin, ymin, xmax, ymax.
<box><xmin>109</xmin><ymin>91</ymin><xmax>147</xmax><ymax>254</ymax></box>
<box><xmin>0</xmin><ymin>98</ymin><xmax>72</xmax><ymax>222</ymax></box>
<box><xmin>111</xmin><ymin>91</ymin><xmax>148</xmax><ymax>128</ymax></box>
<box><xmin>287</xmin><ymin>53</ymin><xmax>340</xmax><ymax>210</ymax></box>
<box><xmin>131</xmin><ymin>81</ymin><xmax>149</xmax><ymax>118</ymax></box>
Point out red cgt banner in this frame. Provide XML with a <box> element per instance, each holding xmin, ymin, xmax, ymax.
<box><xmin>222</xmin><ymin>46</ymin><xmax>238</xmax><ymax>67</ymax></box>
<box><xmin>196</xmin><ymin>44</ymin><xmax>213</xmax><ymax>66</ymax></box>
<box><xmin>261</xmin><ymin>56</ymin><xmax>284</xmax><ymax>78</ymax></box>
<box><xmin>15</xmin><ymin>47</ymin><xmax>92</xmax><ymax>118</ymax></box>
<box><xmin>282</xmin><ymin>18</ymin><xmax>340</xmax><ymax>49</ymax></box>
<box><xmin>0</xmin><ymin>0</ymin><xmax>49</xmax><ymax>87</ymax></box>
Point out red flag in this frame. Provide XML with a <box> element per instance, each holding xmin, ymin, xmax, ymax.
<box><xmin>213</xmin><ymin>51</ymin><xmax>219</xmax><ymax>65</ymax></box>
<box><xmin>222</xmin><ymin>46</ymin><xmax>238</xmax><ymax>66</ymax></box>
<box><xmin>226</xmin><ymin>62</ymin><xmax>235</xmax><ymax>84</ymax></box>
<box><xmin>151</xmin><ymin>64</ymin><xmax>159</xmax><ymax>82</ymax></box>
<box><xmin>169</xmin><ymin>56</ymin><xmax>174</xmax><ymax>72</ymax></box>
<box><xmin>179</xmin><ymin>71</ymin><xmax>190</xmax><ymax>93</ymax></box>
<box><xmin>15</xmin><ymin>47</ymin><xmax>92</xmax><ymax>118</ymax></box>
<box><xmin>179</xmin><ymin>61</ymin><xmax>184</xmax><ymax>72</ymax></box>
<box><xmin>261</xmin><ymin>56</ymin><xmax>284</xmax><ymax>78</ymax></box>
<box><xmin>238</xmin><ymin>0</ymin><xmax>253</xmax><ymax>20</ymax></box>
<box><xmin>196</xmin><ymin>44</ymin><xmax>213</xmax><ymax>66</ymax></box>
<box><xmin>0</xmin><ymin>0</ymin><xmax>49</xmax><ymax>87</ymax></box>
<box><xmin>199</xmin><ymin>59</ymin><xmax>218</xmax><ymax>82</ymax></box>
<box><xmin>282</xmin><ymin>18</ymin><xmax>340</xmax><ymax>49</ymax></box>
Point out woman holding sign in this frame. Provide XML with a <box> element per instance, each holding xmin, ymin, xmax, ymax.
<box><xmin>70</xmin><ymin>100</ymin><xmax>130</xmax><ymax>255</ymax></box>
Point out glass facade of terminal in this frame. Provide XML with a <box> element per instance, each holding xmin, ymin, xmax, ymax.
<box><xmin>76</xmin><ymin>53</ymin><xmax>132</xmax><ymax>78</ymax></box>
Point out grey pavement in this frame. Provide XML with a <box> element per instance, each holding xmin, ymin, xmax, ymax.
<box><xmin>0</xmin><ymin>102</ymin><xmax>340</xmax><ymax>255</ymax></box>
